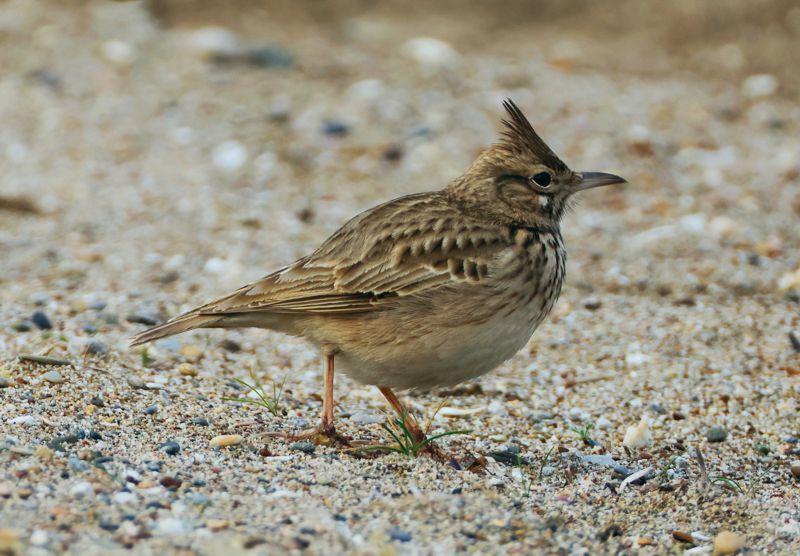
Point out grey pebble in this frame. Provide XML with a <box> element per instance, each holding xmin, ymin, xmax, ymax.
<box><xmin>323</xmin><ymin>120</ymin><xmax>349</xmax><ymax>136</ymax></box>
<box><xmin>127</xmin><ymin>376</ymin><xmax>148</xmax><ymax>389</ymax></box>
<box><xmin>48</xmin><ymin>433</ymin><xmax>79</xmax><ymax>451</ymax></box>
<box><xmin>126</xmin><ymin>314</ymin><xmax>158</xmax><ymax>326</ymax></box>
<box><xmin>243</xmin><ymin>45</ymin><xmax>293</xmax><ymax>68</ymax></box>
<box><xmin>143</xmin><ymin>405</ymin><xmax>158</xmax><ymax>415</ymax></box>
<box><xmin>291</xmin><ymin>441</ymin><xmax>315</xmax><ymax>454</ymax></box>
<box><xmin>32</xmin><ymin>311</ymin><xmax>52</xmax><ymax>330</ymax></box>
<box><xmin>160</xmin><ymin>441</ymin><xmax>180</xmax><ymax>455</ymax></box>
<box><xmin>82</xmin><ymin>324</ymin><xmax>97</xmax><ymax>334</ymax></box>
<box><xmin>349</xmin><ymin>411</ymin><xmax>385</xmax><ymax>425</ymax></box>
<box><xmin>69</xmin><ymin>457</ymin><xmax>90</xmax><ymax>472</ymax></box>
<box><xmin>389</xmin><ymin>527</ymin><xmax>412</xmax><ymax>542</ymax></box>
<box><xmin>70</xmin><ymin>481</ymin><xmax>94</xmax><ymax>499</ymax></box>
<box><xmin>12</xmin><ymin>321</ymin><xmax>31</xmax><ymax>332</ymax></box>
<box><xmin>190</xmin><ymin>493</ymin><xmax>209</xmax><ymax>505</ymax></box>
<box><xmin>87</xmin><ymin>340</ymin><xmax>108</xmax><ymax>355</ymax></box>
<box><xmin>191</xmin><ymin>417</ymin><xmax>210</xmax><ymax>426</ymax></box>
<box><xmin>707</xmin><ymin>426</ymin><xmax>728</xmax><ymax>442</ymax></box>
<box><xmin>0</xmin><ymin>377</ymin><xmax>13</xmax><ymax>388</ymax></box>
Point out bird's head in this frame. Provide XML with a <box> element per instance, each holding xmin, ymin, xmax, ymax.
<box><xmin>450</xmin><ymin>99</ymin><xmax>626</xmax><ymax>227</ymax></box>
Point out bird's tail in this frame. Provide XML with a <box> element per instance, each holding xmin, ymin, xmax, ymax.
<box><xmin>129</xmin><ymin>313</ymin><xmax>222</xmax><ymax>346</ymax></box>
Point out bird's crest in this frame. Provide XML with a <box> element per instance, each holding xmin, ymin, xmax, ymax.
<box><xmin>499</xmin><ymin>99</ymin><xmax>568</xmax><ymax>172</ymax></box>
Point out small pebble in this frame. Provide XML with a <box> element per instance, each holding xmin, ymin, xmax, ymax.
<box><xmin>191</xmin><ymin>417</ymin><xmax>210</xmax><ymax>426</ymax></box>
<box><xmin>31</xmin><ymin>311</ymin><xmax>52</xmax><ymax>330</ymax></box>
<box><xmin>742</xmin><ymin>74</ymin><xmax>778</xmax><ymax>98</ymax></box>
<box><xmin>596</xmin><ymin>417</ymin><xmax>612</xmax><ymax>430</ymax></box>
<box><xmin>159</xmin><ymin>476</ymin><xmax>182</xmax><ymax>489</ymax></box>
<box><xmin>583</xmin><ymin>297</ymin><xmax>602</xmax><ymax>310</ymax></box>
<box><xmin>323</xmin><ymin>120</ymin><xmax>349</xmax><ymax>137</ymax></box>
<box><xmin>70</xmin><ymin>481</ymin><xmax>94</xmax><ymax>499</ymax></box>
<box><xmin>789</xmin><ymin>462</ymin><xmax>800</xmax><ymax>479</ymax></box>
<box><xmin>190</xmin><ymin>493</ymin><xmax>209</xmax><ymax>505</ymax></box>
<box><xmin>143</xmin><ymin>405</ymin><xmax>158</xmax><ymax>415</ymax></box>
<box><xmin>159</xmin><ymin>441</ymin><xmax>180</xmax><ymax>455</ymax></box>
<box><xmin>349</xmin><ymin>411</ymin><xmax>385</xmax><ymax>425</ymax></box>
<box><xmin>178</xmin><ymin>363</ymin><xmax>197</xmax><ymax>376</ymax></box>
<box><xmin>126</xmin><ymin>314</ymin><xmax>158</xmax><ymax>326</ymax></box>
<box><xmin>623</xmin><ymin>416</ymin><xmax>651</xmax><ymax>450</ymax></box>
<box><xmin>87</xmin><ymin>340</ymin><xmax>108</xmax><ymax>355</ymax></box>
<box><xmin>10</xmin><ymin>415</ymin><xmax>37</xmax><ymax>426</ymax></box>
<box><xmin>42</xmin><ymin>370</ymin><xmax>65</xmax><ymax>384</ymax></box>
<box><xmin>101</xmin><ymin>40</ymin><xmax>136</xmax><ymax>65</ymax></box>
<box><xmin>401</xmin><ymin>37</ymin><xmax>461</xmax><ymax>69</ymax></box>
<box><xmin>243</xmin><ymin>45</ymin><xmax>293</xmax><ymax>68</ymax></box>
<box><xmin>212</xmin><ymin>140</ymin><xmax>248</xmax><ymax>172</ymax></box>
<box><xmin>389</xmin><ymin>527</ymin><xmax>412</xmax><ymax>543</ymax></box>
<box><xmin>210</xmin><ymin>434</ymin><xmax>244</xmax><ymax>448</ymax></box>
<box><xmin>34</xmin><ymin>445</ymin><xmax>53</xmax><ymax>460</ymax></box>
<box><xmin>707</xmin><ymin>426</ymin><xmax>728</xmax><ymax>443</ymax></box>
<box><xmin>12</xmin><ymin>321</ymin><xmax>31</xmax><ymax>332</ymax></box>
<box><xmin>127</xmin><ymin>376</ymin><xmax>148</xmax><ymax>389</ymax></box>
<box><xmin>291</xmin><ymin>441</ymin><xmax>315</xmax><ymax>454</ymax></box>
<box><xmin>0</xmin><ymin>377</ymin><xmax>14</xmax><ymax>388</ymax></box>
<box><xmin>713</xmin><ymin>531</ymin><xmax>746</xmax><ymax>555</ymax></box>
<box><xmin>219</xmin><ymin>339</ymin><xmax>241</xmax><ymax>352</ymax></box>
<box><xmin>153</xmin><ymin>518</ymin><xmax>189</xmax><ymax>535</ymax></box>
<box><xmin>187</xmin><ymin>26</ymin><xmax>242</xmax><ymax>59</ymax></box>
<box><xmin>29</xmin><ymin>529</ymin><xmax>48</xmax><ymax>547</ymax></box>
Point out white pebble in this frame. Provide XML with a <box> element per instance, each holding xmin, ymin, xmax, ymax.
<box><xmin>186</xmin><ymin>26</ymin><xmax>242</xmax><ymax>59</ymax></box>
<box><xmin>154</xmin><ymin>517</ymin><xmax>190</xmax><ymax>535</ymax></box>
<box><xmin>112</xmin><ymin>491</ymin><xmax>137</xmax><ymax>505</ymax></box>
<box><xmin>70</xmin><ymin>481</ymin><xmax>94</xmax><ymax>499</ymax></box>
<box><xmin>568</xmin><ymin>407</ymin><xmax>583</xmax><ymax>421</ymax></box>
<box><xmin>742</xmin><ymin>74</ymin><xmax>778</xmax><ymax>98</ymax></box>
<box><xmin>29</xmin><ymin>529</ymin><xmax>48</xmax><ymax>547</ymax></box>
<box><xmin>402</xmin><ymin>37</ymin><xmax>462</xmax><ymax>69</ymax></box>
<box><xmin>42</xmin><ymin>370</ymin><xmax>65</xmax><ymax>384</ymax></box>
<box><xmin>212</xmin><ymin>140</ymin><xmax>248</xmax><ymax>172</ymax></box>
<box><xmin>101</xmin><ymin>40</ymin><xmax>136</xmax><ymax>65</ymax></box>
<box><xmin>203</xmin><ymin>257</ymin><xmax>232</xmax><ymax>274</ymax></box>
<box><xmin>438</xmin><ymin>406</ymin><xmax>487</xmax><ymax>418</ymax></box>
<box><xmin>623</xmin><ymin>416</ymin><xmax>651</xmax><ymax>450</ymax></box>
<box><xmin>347</xmin><ymin>78</ymin><xmax>385</xmax><ymax>101</ymax></box>
<box><xmin>595</xmin><ymin>417</ymin><xmax>612</xmax><ymax>430</ymax></box>
<box><xmin>9</xmin><ymin>415</ymin><xmax>37</xmax><ymax>426</ymax></box>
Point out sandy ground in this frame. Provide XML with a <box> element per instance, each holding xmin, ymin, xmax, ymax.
<box><xmin>1</xmin><ymin>1</ymin><xmax>800</xmax><ymax>554</ymax></box>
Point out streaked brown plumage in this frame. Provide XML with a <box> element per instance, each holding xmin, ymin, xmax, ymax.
<box><xmin>131</xmin><ymin>99</ymin><xmax>626</xmax><ymax>445</ymax></box>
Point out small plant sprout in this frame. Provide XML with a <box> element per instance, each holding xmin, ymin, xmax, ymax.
<box><xmin>709</xmin><ymin>474</ymin><xmax>745</xmax><ymax>494</ymax></box>
<box><xmin>569</xmin><ymin>421</ymin><xmax>596</xmax><ymax>446</ymax></box>
<box><xmin>140</xmin><ymin>346</ymin><xmax>153</xmax><ymax>367</ymax></box>
<box><xmin>357</xmin><ymin>403</ymin><xmax>471</xmax><ymax>457</ymax></box>
<box><xmin>224</xmin><ymin>372</ymin><xmax>286</xmax><ymax>417</ymax></box>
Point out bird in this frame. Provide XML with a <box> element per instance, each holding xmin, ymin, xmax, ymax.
<box><xmin>131</xmin><ymin>99</ymin><xmax>625</xmax><ymax>447</ymax></box>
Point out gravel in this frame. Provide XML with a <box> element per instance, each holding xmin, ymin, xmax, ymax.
<box><xmin>1</xmin><ymin>1</ymin><xmax>799</xmax><ymax>555</ymax></box>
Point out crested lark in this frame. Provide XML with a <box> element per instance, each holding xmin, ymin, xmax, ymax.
<box><xmin>131</xmin><ymin>99</ymin><xmax>625</xmax><ymax>445</ymax></box>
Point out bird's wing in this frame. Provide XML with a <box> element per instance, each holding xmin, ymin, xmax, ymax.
<box><xmin>195</xmin><ymin>193</ymin><xmax>513</xmax><ymax>316</ymax></box>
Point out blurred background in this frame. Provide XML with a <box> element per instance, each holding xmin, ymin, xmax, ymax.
<box><xmin>1</xmin><ymin>0</ymin><xmax>799</xmax><ymax>317</ymax></box>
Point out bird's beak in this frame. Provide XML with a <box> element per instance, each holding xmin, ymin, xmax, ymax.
<box><xmin>573</xmin><ymin>171</ymin><xmax>627</xmax><ymax>192</ymax></box>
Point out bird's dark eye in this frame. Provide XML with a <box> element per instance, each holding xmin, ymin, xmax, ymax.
<box><xmin>531</xmin><ymin>172</ymin><xmax>552</xmax><ymax>187</ymax></box>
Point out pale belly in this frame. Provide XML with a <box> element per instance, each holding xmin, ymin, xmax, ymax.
<box><xmin>335</xmin><ymin>304</ymin><xmax>546</xmax><ymax>391</ymax></box>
